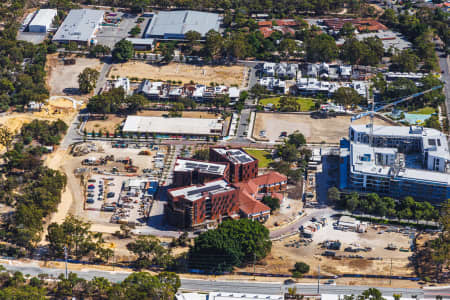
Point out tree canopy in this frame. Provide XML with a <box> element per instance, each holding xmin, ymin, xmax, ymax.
<box><xmin>188</xmin><ymin>219</ymin><xmax>271</xmax><ymax>272</ymax></box>
<box><xmin>112</xmin><ymin>39</ymin><xmax>134</xmax><ymax>62</ymax></box>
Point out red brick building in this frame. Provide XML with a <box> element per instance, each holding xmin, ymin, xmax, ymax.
<box><xmin>209</xmin><ymin>147</ymin><xmax>258</xmax><ymax>183</ymax></box>
<box><xmin>250</xmin><ymin>171</ymin><xmax>288</xmax><ymax>193</ymax></box>
<box><xmin>166</xmin><ymin>179</ymin><xmax>239</xmax><ymax>228</ymax></box>
<box><xmin>172</xmin><ymin>158</ymin><xmax>229</xmax><ymax>187</ymax></box>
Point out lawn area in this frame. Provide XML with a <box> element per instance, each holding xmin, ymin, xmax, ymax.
<box><xmin>244</xmin><ymin>148</ymin><xmax>273</xmax><ymax>168</ymax></box>
<box><xmin>259</xmin><ymin>97</ymin><xmax>316</xmax><ymax>112</ymax></box>
<box><xmin>410</xmin><ymin>107</ymin><xmax>436</xmax><ymax>114</ymax></box>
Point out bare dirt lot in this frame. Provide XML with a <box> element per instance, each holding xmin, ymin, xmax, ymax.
<box><xmin>109</xmin><ymin>62</ymin><xmax>247</xmax><ymax>87</ymax></box>
<box><xmin>85</xmin><ymin>111</ymin><xmax>220</xmax><ymax>133</ymax></box>
<box><xmin>46</xmin><ymin>54</ymin><xmax>103</xmax><ymax>97</ymax></box>
<box><xmin>253</xmin><ymin>113</ymin><xmax>395</xmax><ymax>143</ymax></box>
<box><xmin>241</xmin><ymin>225</ymin><xmax>415</xmax><ymax>277</ymax></box>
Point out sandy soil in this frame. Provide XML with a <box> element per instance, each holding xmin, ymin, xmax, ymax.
<box><xmin>85</xmin><ymin>111</ymin><xmax>220</xmax><ymax>133</ymax></box>
<box><xmin>253</xmin><ymin>225</ymin><xmax>415</xmax><ymax>277</ymax></box>
<box><xmin>253</xmin><ymin>113</ymin><xmax>394</xmax><ymax>143</ymax></box>
<box><xmin>46</xmin><ymin>54</ymin><xmax>103</xmax><ymax>97</ymax></box>
<box><xmin>0</xmin><ymin>101</ymin><xmax>78</xmax><ymax>151</ymax></box>
<box><xmin>109</xmin><ymin>62</ymin><xmax>247</xmax><ymax>87</ymax></box>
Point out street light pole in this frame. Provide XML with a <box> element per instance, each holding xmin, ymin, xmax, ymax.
<box><xmin>64</xmin><ymin>246</ymin><xmax>68</xmax><ymax>280</ymax></box>
<box><xmin>317</xmin><ymin>264</ymin><xmax>320</xmax><ymax>294</ymax></box>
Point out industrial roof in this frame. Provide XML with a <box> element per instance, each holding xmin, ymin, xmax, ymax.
<box><xmin>145</xmin><ymin>10</ymin><xmax>221</xmax><ymax>38</ymax></box>
<box><xmin>53</xmin><ymin>9</ymin><xmax>104</xmax><ymax>42</ymax></box>
<box><xmin>122</xmin><ymin>116</ymin><xmax>223</xmax><ymax>136</ymax></box>
<box><xmin>174</xmin><ymin>158</ymin><xmax>227</xmax><ymax>175</ymax></box>
<box><xmin>29</xmin><ymin>9</ymin><xmax>57</xmax><ymax>27</ymax></box>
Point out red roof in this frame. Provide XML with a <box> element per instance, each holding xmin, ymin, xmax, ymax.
<box><xmin>258</xmin><ymin>21</ymin><xmax>272</xmax><ymax>27</ymax></box>
<box><xmin>271</xmin><ymin>192</ymin><xmax>284</xmax><ymax>202</ymax></box>
<box><xmin>234</xmin><ymin>180</ymin><xmax>258</xmax><ymax>196</ymax></box>
<box><xmin>238</xmin><ymin>189</ymin><xmax>271</xmax><ymax>216</ymax></box>
<box><xmin>275</xmin><ymin>19</ymin><xmax>297</xmax><ymax>26</ymax></box>
<box><xmin>259</xmin><ymin>27</ymin><xmax>274</xmax><ymax>38</ymax></box>
<box><xmin>250</xmin><ymin>171</ymin><xmax>287</xmax><ymax>187</ymax></box>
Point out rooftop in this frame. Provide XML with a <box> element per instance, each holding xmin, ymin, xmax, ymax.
<box><xmin>29</xmin><ymin>9</ymin><xmax>57</xmax><ymax>27</ymax></box>
<box><xmin>122</xmin><ymin>116</ymin><xmax>223</xmax><ymax>136</ymax></box>
<box><xmin>169</xmin><ymin>179</ymin><xmax>235</xmax><ymax>201</ymax></box>
<box><xmin>211</xmin><ymin>148</ymin><xmax>255</xmax><ymax>164</ymax></box>
<box><xmin>145</xmin><ymin>10</ymin><xmax>221</xmax><ymax>38</ymax></box>
<box><xmin>250</xmin><ymin>171</ymin><xmax>287</xmax><ymax>187</ymax></box>
<box><xmin>174</xmin><ymin>158</ymin><xmax>227</xmax><ymax>175</ymax></box>
<box><xmin>53</xmin><ymin>9</ymin><xmax>104</xmax><ymax>42</ymax></box>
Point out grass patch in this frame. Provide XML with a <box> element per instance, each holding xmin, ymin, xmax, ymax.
<box><xmin>410</xmin><ymin>107</ymin><xmax>436</xmax><ymax>114</ymax></box>
<box><xmin>259</xmin><ymin>97</ymin><xmax>316</xmax><ymax>112</ymax></box>
<box><xmin>244</xmin><ymin>148</ymin><xmax>273</xmax><ymax>168</ymax></box>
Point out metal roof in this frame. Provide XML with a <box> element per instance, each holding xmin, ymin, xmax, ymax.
<box><xmin>145</xmin><ymin>10</ymin><xmax>221</xmax><ymax>38</ymax></box>
<box><xmin>29</xmin><ymin>9</ymin><xmax>57</xmax><ymax>28</ymax></box>
<box><xmin>53</xmin><ymin>9</ymin><xmax>104</xmax><ymax>42</ymax></box>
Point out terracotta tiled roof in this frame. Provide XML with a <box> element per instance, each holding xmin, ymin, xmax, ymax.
<box><xmin>234</xmin><ymin>180</ymin><xmax>258</xmax><ymax>196</ymax></box>
<box><xmin>250</xmin><ymin>171</ymin><xmax>287</xmax><ymax>187</ymax></box>
<box><xmin>239</xmin><ymin>189</ymin><xmax>271</xmax><ymax>216</ymax></box>
<box><xmin>275</xmin><ymin>19</ymin><xmax>297</xmax><ymax>26</ymax></box>
<box><xmin>258</xmin><ymin>21</ymin><xmax>272</xmax><ymax>27</ymax></box>
<box><xmin>259</xmin><ymin>27</ymin><xmax>274</xmax><ymax>38</ymax></box>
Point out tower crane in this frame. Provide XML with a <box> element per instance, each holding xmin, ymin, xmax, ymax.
<box><xmin>350</xmin><ymin>85</ymin><xmax>442</xmax><ymax>146</ymax></box>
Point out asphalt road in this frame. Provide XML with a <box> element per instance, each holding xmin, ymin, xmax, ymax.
<box><xmin>0</xmin><ymin>261</ymin><xmax>435</xmax><ymax>298</ymax></box>
<box><xmin>269</xmin><ymin>208</ymin><xmax>334</xmax><ymax>239</ymax></box>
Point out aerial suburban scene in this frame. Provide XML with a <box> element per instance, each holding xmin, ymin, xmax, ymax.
<box><xmin>0</xmin><ymin>0</ymin><xmax>448</xmax><ymax>298</ymax></box>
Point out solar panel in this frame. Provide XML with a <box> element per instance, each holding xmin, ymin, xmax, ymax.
<box><xmin>187</xmin><ymin>184</ymin><xmax>222</xmax><ymax>196</ymax></box>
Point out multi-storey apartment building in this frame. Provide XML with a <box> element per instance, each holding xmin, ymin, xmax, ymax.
<box><xmin>209</xmin><ymin>148</ymin><xmax>259</xmax><ymax>183</ymax></box>
<box><xmin>340</xmin><ymin>125</ymin><xmax>450</xmax><ymax>202</ymax></box>
<box><xmin>173</xmin><ymin>158</ymin><xmax>229</xmax><ymax>187</ymax></box>
<box><xmin>166</xmin><ymin>179</ymin><xmax>239</xmax><ymax>228</ymax></box>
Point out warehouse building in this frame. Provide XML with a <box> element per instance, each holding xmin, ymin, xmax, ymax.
<box><xmin>144</xmin><ymin>10</ymin><xmax>221</xmax><ymax>39</ymax></box>
<box><xmin>53</xmin><ymin>9</ymin><xmax>104</xmax><ymax>45</ymax></box>
<box><xmin>122</xmin><ymin>116</ymin><xmax>224</xmax><ymax>139</ymax></box>
<box><xmin>29</xmin><ymin>9</ymin><xmax>57</xmax><ymax>32</ymax></box>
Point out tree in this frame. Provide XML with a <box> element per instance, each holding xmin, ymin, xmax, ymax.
<box><xmin>328</xmin><ymin>187</ymin><xmax>340</xmax><ymax>203</ymax></box>
<box><xmin>261</xmin><ymin>195</ymin><xmax>280</xmax><ymax>213</ymax></box>
<box><xmin>386</xmin><ymin>78</ymin><xmax>417</xmax><ymax>99</ymax></box>
<box><xmin>278</xmin><ymin>142</ymin><xmax>299</xmax><ymax>162</ymax></box>
<box><xmin>305</xmin><ymin>34</ymin><xmax>338</xmax><ymax>62</ymax></box>
<box><xmin>205</xmin><ymin>30</ymin><xmax>224</xmax><ymax>58</ymax></box>
<box><xmin>46</xmin><ymin>215</ymin><xmax>107</xmax><ymax>260</ymax></box>
<box><xmin>185</xmin><ymin>30</ymin><xmax>201</xmax><ymax>53</ymax></box>
<box><xmin>334</xmin><ymin>87</ymin><xmax>363</xmax><ymax>107</ymax></box>
<box><xmin>391</xmin><ymin>50</ymin><xmax>419</xmax><ymax>72</ymax></box>
<box><xmin>0</xmin><ymin>125</ymin><xmax>14</xmax><ymax>152</ymax></box>
<box><xmin>112</xmin><ymin>39</ymin><xmax>134</xmax><ymax>62</ymax></box>
<box><xmin>160</xmin><ymin>43</ymin><xmax>175</xmax><ymax>63</ymax></box>
<box><xmin>125</xmin><ymin>94</ymin><xmax>147</xmax><ymax>113</ymax></box>
<box><xmin>279</xmin><ymin>38</ymin><xmax>298</xmax><ymax>59</ymax></box>
<box><xmin>192</xmin><ymin>149</ymin><xmax>209</xmax><ymax>161</ymax></box>
<box><xmin>340</xmin><ymin>22</ymin><xmax>355</xmax><ymax>38</ymax></box>
<box><xmin>78</xmin><ymin>68</ymin><xmax>100</xmax><ymax>94</ymax></box>
<box><xmin>126</xmin><ymin>236</ymin><xmax>173</xmax><ymax>269</ymax></box>
<box><xmin>360</xmin><ymin>288</ymin><xmax>386</xmax><ymax>300</ymax></box>
<box><xmin>129</xmin><ymin>26</ymin><xmax>141</xmax><ymax>37</ymax></box>
<box><xmin>293</xmin><ymin>261</ymin><xmax>310</xmax><ymax>274</ymax></box>
<box><xmin>288</xmin><ymin>131</ymin><xmax>306</xmax><ymax>148</ymax></box>
<box><xmin>189</xmin><ymin>219</ymin><xmax>271</xmax><ymax>272</ymax></box>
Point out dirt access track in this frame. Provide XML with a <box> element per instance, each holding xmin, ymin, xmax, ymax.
<box><xmin>46</xmin><ymin>54</ymin><xmax>104</xmax><ymax>97</ymax></box>
<box><xmin>109</xmin><ymin>62</ymin><xmax>247</xmax><ymax>87</ymax></box>
<box><xmin>253</xmin><ymin>113</ymin><xmax>395</xmax><ymax>143</ymax></box>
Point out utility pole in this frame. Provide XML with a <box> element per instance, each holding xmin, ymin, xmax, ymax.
<box><xmin>317</xmin><ymin>265</ymin><xmax>320</xmax><ymax>294</ymax></box>
<box><xmin>64</xmin><ymin>246</ymin><xmax>68</xmax><ymax>280</ymax></box>
<box><xmin>389</xmin><ymin>258</ymin><xmax>393</xmax><ymax>285</ymax></box>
